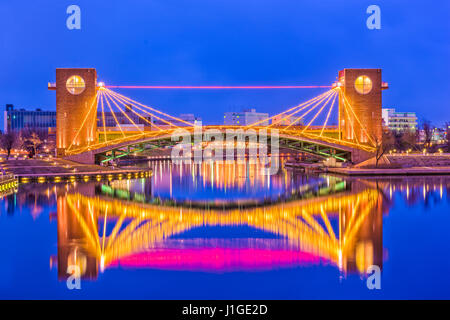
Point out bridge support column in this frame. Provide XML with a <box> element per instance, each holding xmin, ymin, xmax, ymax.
<box><xmin>351</xmin><ymin>149</ymin><xmax>374</xmax><ymax>164</ymax></box>
<box><xmin>51</xmin><ymin>68</ymin><xmax>98</xmax><ymax>157</ymax></box>
<box><xmin>338</xmin><ymin>69</ymin><xmax>385</xmax><ymax>145</ymax></box>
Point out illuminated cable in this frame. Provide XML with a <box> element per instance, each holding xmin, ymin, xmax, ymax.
<box><xmin>247</xmin><ymin>90</ymin><xmax>332</xmax><ymax>128</ymax></box>
<box><xmin>341</xmin><ymin>93</ymin><xmax>360</xmax><ymax>146</ymax></box>
<box><xmin>105</xmin><ymin>90</ymin><xmax>168</xmax><ymax>130</ymax></box>
<box><xmin>284</xmin><ymin>90</ymin><xmax>334</xmax><ymax>131</ymax></box>
<box><xmin>320</xmin><ymin>205</ymin><xmax>337</xmax><ymax>240</ymax></box>
<box><xmin>100</xmin><ymin>91</ymin><xmax>108</xmax><ymax>143</ymax></box>
<box><xmin>107</xmin><ymin>89</ymin><xmax>185</xmax><ymax>128</ymax></box>
<box><xmin>276</xmin><ymin>93</ymin><xmax>333</xmax><ymax>132</ymax></box>
<box><xmin>103</xmin><ymin>90</ymin><xmax>126</xmax><ymax>138</ymax></box>
<box><xmin>67</xmin><ymin>92</ymin><xmax>98</xmax><ymax>151</ymax></box>
<box><xmin>343</xmin><ymin>196</ymin><xmax>361</xmax><ymax>240</ymax></box>
<box><xmin>106</xmin><ymin>85</ymin><xmax>332</xmax><ymax>89</ymax></box>
<box><xmin>268</xmin><ymin>91</ymin><xmax>333</xmax><ymax>128</ymax></box>
<box><xmin>107</xmin><ymin>92</ymin><xmax>164</xmax><ymax>131</ymax></box>
<box><xmin>302</xmin><ymin>90</ymin><xmax>337</xmax><ymax>133</ymax></box>
<box><xmin>106</xmin><ymin>88</ymin><xmax>195</xmax><ymax>127</ymax></box>
<box><xmin>103</xmin><ymin>91</ymin><xmax>145</xmax><ymax>133</ymax></box>
<box><xmin>340</xmin><ymin>89</ymin><xmax>376</xmax><ymax>147</ymax></box>
<box><xmin>320</xmin><ymin>91</ymin><xmax>338</xmax><ymax>137</ymax></box>
<box><xmin>102</xmin><ymin>205</ymin><xmax>108</xmax><ymax>255</ymax></box>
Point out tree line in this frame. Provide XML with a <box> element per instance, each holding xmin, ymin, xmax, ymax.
<box><xmin>375</xmin><ymin>120</ymin><xmax>450</xmax><ymax>166</ymax></box>
<box><xmin>0</xmin><ymin>129</ymin><xmax>53</xmax><ymax>159</ymax></box>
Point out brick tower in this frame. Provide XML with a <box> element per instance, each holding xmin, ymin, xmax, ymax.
<box><xmin>51</xmin><ymin>68</ymin><xmax>98</xmax><ymax>156</ymax></box>
<box><xmin>338</xmin><ymin>69</ymin><xmax>386</xmax><ymax>145</ymax></box>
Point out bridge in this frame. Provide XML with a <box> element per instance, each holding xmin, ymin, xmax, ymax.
<box><xmin>50</xmin><ymin>68</ymin><xmax>387</xmax><ymax>164</ymax></box>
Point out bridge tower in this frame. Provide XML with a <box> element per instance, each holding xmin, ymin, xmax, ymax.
<box><xmin>338</xmin><ymin>69</ymin><xmax>387</xmax><ymax>145</ymax></box>
<box><xmin>50</xmin><ymin>68</ymin><xmax>98</xmax><ymax>156</ymax></box>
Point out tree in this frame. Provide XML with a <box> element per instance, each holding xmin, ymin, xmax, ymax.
<box><xmin>422</xmin><ymin>120</ymin><xmax>433</xmax><ymax>147</ymax></box>
<box><xmin>28</xmin><ymin>133</ymin><xmax>43</xmax><ymax>158</ymax></box>
<box><xmin>393</xmin><ymin>130</ymin><xmax>418</xmax><ymax>152</ymax></box>
<box><xmin>446</xmin><ymin>122</ymin><xmax>450</xmax><ymax>152</ymax></box>
<box><xmin>21</xmin><ymin>129</ymin><xmax>44</xmax><ymax>158</ymax></box>
<box><xmin>374</xmin><ymin>129</ymin><xmax>395</xmax><ymax>167</ymax></box>
<box><xmin>0</xmin><ymin>132</ymin><xmax>18</xmax><ymax>160</ymax></box>
<box><xmin>401</xmin><ymin>130</ymin><xmax>419</xmax><ymax>151</ymax></box>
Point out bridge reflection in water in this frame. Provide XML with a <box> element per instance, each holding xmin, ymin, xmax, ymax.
<box><xmin>56</xmin><ymin>179</ymin><xmax>384</xmax><ymax>281</ymax></box>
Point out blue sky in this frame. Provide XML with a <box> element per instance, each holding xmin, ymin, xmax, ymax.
<box><xmin>0</xmin><ymin>0</ymin><xmax>449</xmax><ymax>128</ymax></box>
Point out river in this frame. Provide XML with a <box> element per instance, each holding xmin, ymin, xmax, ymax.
<box><xmin>1</xmin><ymin>159</ymin><xmax>449</xmax><ymax>299</ymax></box>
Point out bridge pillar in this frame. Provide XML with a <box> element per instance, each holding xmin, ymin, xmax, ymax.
<box><xmin>52</xmin><ymin>68</ymin><xmax>98</xmax><ymax>156</ymax></box>
<box><xmin>341</xmin><ymin>181</ymin><xmax>383</xmax><ymax>274</ymax></box>
<box><xmin>57</xmin><ymin>191</ymin><xmax>99</xmax><ymax>280</ymax></box>
<box><xmin>338</xmin><ymin>69</ymin><xmax>385</xmax><ymax>146</ymax></box>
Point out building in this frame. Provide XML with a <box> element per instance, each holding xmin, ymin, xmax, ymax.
<box><xmin>337</xmin><ymin>69</ymin><xmax>387</xmax><ymax>144</ymax></box>
<box><xmin>382</xmin><ymin>108</ymin><xmax>418</xmax><ymax>132</ymax></box>
<box><xmin>4</xmin><ymin>104</ymin><xmax>56</xmax><ymax>133</ymax></box>
<box><xmin>418</xmin><ymin>127</ymin><xmax>447</xmax><ymax>144</ymax></box>
<box><xmin>224</xmin><ymin>109</ymin><xmax>269</xmax><ymax>126</ymax></box>
<box><xmin>432</xmin><ymin>128</ymin><xmax>447</xmax><ymax>143</ymax></box>
<box><xmin>50</xmin><ymin>68</ymin><xmax>98</xmax><ymax>156</ymax></box>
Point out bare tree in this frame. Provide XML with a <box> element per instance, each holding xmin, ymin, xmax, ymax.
<box><xmin>401</xmin><ymin>130</ymin><xmax>418</xmax><ymax>150</ymax></box>
<box><xmin>0</xmin><ymin>132</ymin><xmax>18</xmax><ymax>160</ymax></box>
<box><xmin>446</xmin><ymin>122</ymin><xmax>450</xmax><ymax>152</ymax></box>
<box><xmin>422</xmin><ymin>120</ymin><xmax>433</xmax><ymax>147</ymax></box>
<box><xmin>374</xmin><ymin>129</ymin><xmax>395</xmax><ymax>167</ymax></box>
<box><xmin>20</xmin><ymin>129</ymin><xmax>46</xmax><ymax>158</ymax></box>
<box><xmin>393</xmin><ymin>130</ymin><xmax>418</xmax><ymax>151</ymax></box>
<box><xmin>28</xmin><ymin>133</ymin><xmax>42</xmax><ymax>157</ymax></box>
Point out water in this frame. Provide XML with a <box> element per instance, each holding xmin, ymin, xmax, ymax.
<box><xmin>1</xmin><ymin>160</ymin><xmax>450</xmax><ymax>299</ymax></box>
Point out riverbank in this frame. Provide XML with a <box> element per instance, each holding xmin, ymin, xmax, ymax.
<box><xmin>0</xmin><ymin>158</ymin><xmax>151</xmax><ymax>183</ymax></box>
<box><xmin>326</xmin><ymin>166</ymin><xmax>450</xmax><ymax>176</ymax></box>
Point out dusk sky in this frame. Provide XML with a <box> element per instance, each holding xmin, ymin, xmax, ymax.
<box><xmin>0</xmin><ymin>0</ymin><xmax>449</xmax><ymax>128</ymax></box>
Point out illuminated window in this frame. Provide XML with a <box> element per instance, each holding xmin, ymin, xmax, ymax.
<box><xmin>66</xmin><ymin>75</ymin><xmax>86</xmax><ymax>95</ymax></box>
<box><xmin>354</xmin><ymin>75</ymin><xmax>372</xmax><ymax>94</ymax></box>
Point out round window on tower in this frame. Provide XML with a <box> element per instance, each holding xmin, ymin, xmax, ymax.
<box><xmin>354</xmin><ymin>75</ymin><xmax>373</xmax><ymax>95</ymax></box>
<box><xmin>66</xmin><ymin>75</ymin><xmax>86</xmax><ymax>95</ymax></box>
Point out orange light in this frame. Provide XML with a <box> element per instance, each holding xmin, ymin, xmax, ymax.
<box><xmin>106</xmin><ymin>85</ymin><xmax>331</xmax><ymax>89</ymax></box>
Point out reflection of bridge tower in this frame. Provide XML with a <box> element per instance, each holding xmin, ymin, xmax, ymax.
<box><xmin>339</xmin><ymin>182</ymin><xmax>383</xmax><ymax>274</ymax></box>
<box><xmin>338</xmin><ymin>69</ymin><xmax>387</xmax><ymax>145</ymax></box>
<box><xmin>51</xmin><ymin>68</ymin><xmax>98</xmax><ymax>156</ymax></box>
<box><xmin>56</xmin><ymin>186</ymin><xmax>99</xmax><ymax>280</ymax></box>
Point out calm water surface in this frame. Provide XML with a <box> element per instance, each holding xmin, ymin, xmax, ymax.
<box><xmin>1</xmin><ymin>160</ymin><xmax>450</xmax><ymax>299</ymax></box>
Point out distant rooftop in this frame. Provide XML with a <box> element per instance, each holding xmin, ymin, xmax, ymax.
<box><xmin>4</xmin><ymin>104</ymin><xmax>55</xmax><ymax>113</ymax></box>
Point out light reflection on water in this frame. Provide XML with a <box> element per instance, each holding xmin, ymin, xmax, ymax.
<box><xmin>1</xmin><ymin>160</ymin><xmax>450</xmax><ymax>299</ymax></box>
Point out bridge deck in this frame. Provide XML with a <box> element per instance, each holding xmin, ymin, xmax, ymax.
<box><xmin>64</xmin><ymin>126</ymin><xmax>375</xmax><ymax>164</ymax></box>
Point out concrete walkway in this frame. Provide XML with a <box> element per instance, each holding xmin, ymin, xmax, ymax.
<box><xmin>0</xmin><ymin>158</ymin><xmax>151</xmax><ymax>182</ymax></box>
